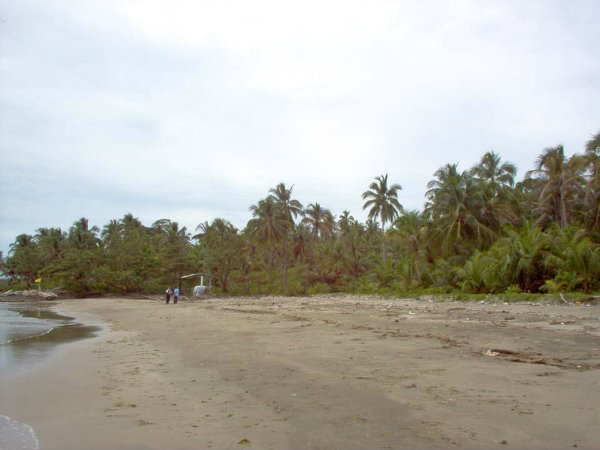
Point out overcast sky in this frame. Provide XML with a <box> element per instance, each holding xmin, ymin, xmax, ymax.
<box><xmin>1</xmin><ymin>0</ymin><xmax>599</xmax><ymax>254</ymax></box>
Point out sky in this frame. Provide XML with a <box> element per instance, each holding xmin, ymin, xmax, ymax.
<box><xmin>1</xmin><ymin>0</ymin><xmax>599</xmax><ymax>254</ymax></box>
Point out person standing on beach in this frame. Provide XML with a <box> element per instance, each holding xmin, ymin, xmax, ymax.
<box><xmin>165</xmin><ymin>288</ymin><xmax>172</xmax><ymax>304</ymax></box>
<box><xmin>174</xmin><ymin>287</ymin><xmax>179</xmax><ymax>304</ymax></box>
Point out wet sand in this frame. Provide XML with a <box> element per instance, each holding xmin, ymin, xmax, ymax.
<box><xmin>2</xmin><ymin>296</ymin><xmax>599</xmax><ymax>449</ymax></box>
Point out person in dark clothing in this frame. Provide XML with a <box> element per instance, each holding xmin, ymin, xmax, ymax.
<box><xmin>165</xmin><ymin>288</ymin><xmax>172</xmax><ymax>304</ymax></box>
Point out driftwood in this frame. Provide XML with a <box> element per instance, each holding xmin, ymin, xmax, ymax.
<box><xmin>0</xmin><ymin>289</ymin><xmax>58</xmax><ymax>299</ymax></box>
<box><xmin>489</xmin><ymin>348</ymin><xmax>520</xmax><ymax>355</ymax></box>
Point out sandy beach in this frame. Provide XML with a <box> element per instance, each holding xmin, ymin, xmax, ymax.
<box><xmin>2</xmin><ymin>295</ymin><xmax>599</xmax><ymax>450</ymax></box>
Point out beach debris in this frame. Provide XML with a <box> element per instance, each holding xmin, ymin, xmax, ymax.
<box><xmin>408</xmin><ymin>311</ymin><xmax>416</xmax><ymax>315</ymax></box>
<box><xmin>0</xmin><ymin>289</ymin><xmax>58</xmax><ymax>299</ymax></box>
<box><xmin>238</xmin><ymin>438</ymin><xmax>250</xmax><ymax>445</ymax></box>
<box><xmin>485</xmin><ymin>350</ymin><xmax>500</xmax><ymax>357</ymax></box>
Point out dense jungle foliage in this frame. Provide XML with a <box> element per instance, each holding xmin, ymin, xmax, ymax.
<box><xmin>3</xmin><ymin>132</ymin><xmax>599</xmax><ymax>296</ymax></box>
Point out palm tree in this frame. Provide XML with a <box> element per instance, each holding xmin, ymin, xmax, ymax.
<box><xmin>120</xmin><ymin>213</ymin><xmax>143</xmax><ymax>231</ymax></box>
<box><xmin>525</xmin><ymin>145</ymin><xmax>586</xmax><ymax>229</ymax></box>
<box><xmin>391</xmin><ymin>210</ymin><xmax>428</xmax><ymax>284</ymax></box>
<box><xmin>470</xmin><ymin>151</ymin><xmax>518</xmax><ymax>231</ymax></box>
<box><xmin>68</xmin><ymin>218</ymin><xmax>100</xmax><ymax>250</ymax></box>
<box><xmin>501</xmin><ymin>221</ymin><xmax>552</xmax><ymax>292</ymax></box>
<box><xmin>268</xmin><ymin>183</ymin><xmax>304</xmax><ymax>225</ymax></box>
<box><xmin>268</xmin><ymin>183</ymin><xmax>303</xmax><ymax>288</ymax></box>
<box><xmin>425</xmin><ymin>165</ymin><xmax>493</xmax><ymax>255</ymax></box>
<box><xmin>35</xmin><ymin>227</ymin><xmax>65</xmax><ymax>263</ymax></box>
<box><xmin>101</xmin><ymin>220</ymin><xmax>121</xmax><ymax>249</ymax></box>
<box><xmin>196</xmin><ymin>218</ymin><xmax>239</xmax><ymax>292</ymax></box>
<box><xmin>362</xmin><ymin>174</ymin><xmax>403</xmax><ymax>232</ymax></box>
<box><xmin>302</xmin><ymin>203</ymin><xmax>334</xmax><ymax>238</ymax></box>
<box><xmin>546</xmin><ymin>225</ymin><xmax>600</xmax><ymax>293</ymax></box>
<box><xmin>151</xmin><ymin>219</ymin><xmax>192</xmax><ymax>288</ymax></box>
<box><xmin>248</xmin><ymin>198</ymin><xmax>286</xmax><ymax>244</ymax></box>
<box><xmin>9</xmin><ymin>234</ymin><xmax>35</xmax><ymax>255</ymax></box>
<box><xmin>7</xmin><ymin>234</ymin><xmax>39</xmax><ymax>285</ymax></box>
<box><xmin>337</xmin><ymin>210</ymin><xmax>355</xmax><ymax>237</ymax></box>
<box><xmin>586</xmin><ymin>131</ymin><xmax>600</xmax><ymax>156</ymax></box>
<box><xmin>455</xmin><ymin>251</ymin><xmax>491</xmax><ymax>293</ymax></box>
<box><xmin>248</xmin><ymin>197</ymin><xmax>287</xmax><ymax>275</ymax></box>
<box><xmin>362</xmin><ymin>174</ymin><xmax>403</xmax><ymax>260</ymax></box>
<box><xmin>583</xmin><ymin>132</ymin><xmax>600</xmax><ymax>231</ymax></box>
<box><xmin>471</xmin><ymin>151</ymin><xmax>516</xmax><ymax>192</ymax></box>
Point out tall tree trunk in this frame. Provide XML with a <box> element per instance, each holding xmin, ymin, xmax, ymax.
<box><xmin>283</xmin><ymin>239</ymin><xmax>289</xmax><ymax>290</ymax></box>
<box><xmin>559</xmin><ymin>185</ymin><xmax>568</xmax><ymax>229</ymax></box>
<box><xmin>381</xmin><ymin>218</ymin><xmax>386</xmax><ymax>261</ymax></box>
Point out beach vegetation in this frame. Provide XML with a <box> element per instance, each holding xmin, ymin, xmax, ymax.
<box><xmin>3</xmin><ymin>130</ymin><xmax>600</xmax><ymax>298</ymax></box>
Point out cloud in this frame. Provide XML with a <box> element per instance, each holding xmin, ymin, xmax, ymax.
<box><xmin>0</xmin><ymin>0</ymin><xmax>599</xmax><ymax>253</ymax></box>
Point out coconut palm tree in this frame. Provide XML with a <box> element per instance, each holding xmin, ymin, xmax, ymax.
<box><xmin>525</xmin><ymin>145</ymin><xmax>586</xmax><ymax>229</ymax></box>
<box><xmin>68</xmin><ymin>218</ymin><xmax>100</xmax><ymax>250</ymax></box>
<box><xmin>268</xmin><ymin>183</ymin><xmax>304</xmax><ymax>287</ymax></box>
<box><xmin>248</xmin><ymin>198</ymin><xmax>286</xmax><ymax>244</ymax></box>
<box><xmin>7</xmin><ymin>234</ymin><xmax>40</xmax><ymax>285</ymax></box>
<box><xmin>337</xmin><ymin>210</ymin><xmax>355</xmax><ymax>236</ymax></box>
<box><xmin>583</xmin><ymin>132</ymin><xmax>600</xmax><ymax>232</ymax></box>
<box><xmin>101</xmin><ymin>220</ymin><xmax>121</xmax><ymax>249</ymax></box>
<box><xmin>471</xmin><ymin>151</ymin><xmax>516</xmax><ymax>192</ymax></box>
<box><xmin>391</xmin><ymin>210</ymin><xmax>428</xmax><ymax>284</ymax></box>
<box><xmin>470</xmin><ymin>151</ymin><xmax>518</xmax><ymax>231</ymax></box>
<box><xmin>362</xmin><ymin>174</ymin><xmax>403</xmax><ymax>232</ymax></box>
<box><xmin>120</xmin><ymin>213</ymin><xmax>143</xmax><ymax>231</ymax></box>
<box><xmin>302</xmin><ymin>203</ymin><xmax>334</xmax><ymax>238</ymax></box>
<box><xmin>35</xmin><ymin>227</ymin><xmax>65</xmax><ymax>263</ymax></box>
<box><xmin>425</xmin><ymin>165</ymin><xmax>493</xmax><ymax>256</ymax></box>
<box><xmin>196</xmin><ymin>218</ymin><xmax>239</xmax><ymax>292</ymax></box>
<box><xmin>268</xmin><ymin>183</ymin><xmax>304</xmax><ymax>225</ymax></box>
<box><xmin>362</xmin><ymin>174</ymin><xmax>403</xmax><ymax>260</ymax></box>
<box><xmin>501</xmin><ymin>221</ymin><xmax>553</xmax><ymax>292</ymax></box>
<box><xmin>248</xmin><ymin>197</ymin><xmax>287</xmax><ymax>275</ymax></box>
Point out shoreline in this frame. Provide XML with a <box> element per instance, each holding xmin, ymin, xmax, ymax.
<box><xmin>1</xmin><ymin>296</ymin><xmax>599</xmax><ymax>449</ymax></box>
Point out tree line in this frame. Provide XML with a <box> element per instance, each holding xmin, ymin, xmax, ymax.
<box><xmin>2</xmin><ymin>132</ymin><xmax>599</xmax><ymax>296</ymax></box>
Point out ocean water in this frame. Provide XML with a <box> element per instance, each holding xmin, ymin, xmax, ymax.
<box><xmin>0</xmin><ymin>301</ymin><xmax>101</xmax><ymax>450</ymax></box>
<box><xmin>0</xmin><ymin>302</ymin><xmax>101</xmax><ymax>375</ymax></box>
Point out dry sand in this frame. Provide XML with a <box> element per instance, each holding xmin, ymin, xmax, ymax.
<box><xmin>2</xmin><ymin>295</ymin><xmax>600</xmax><ymax>450</ymax></box>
